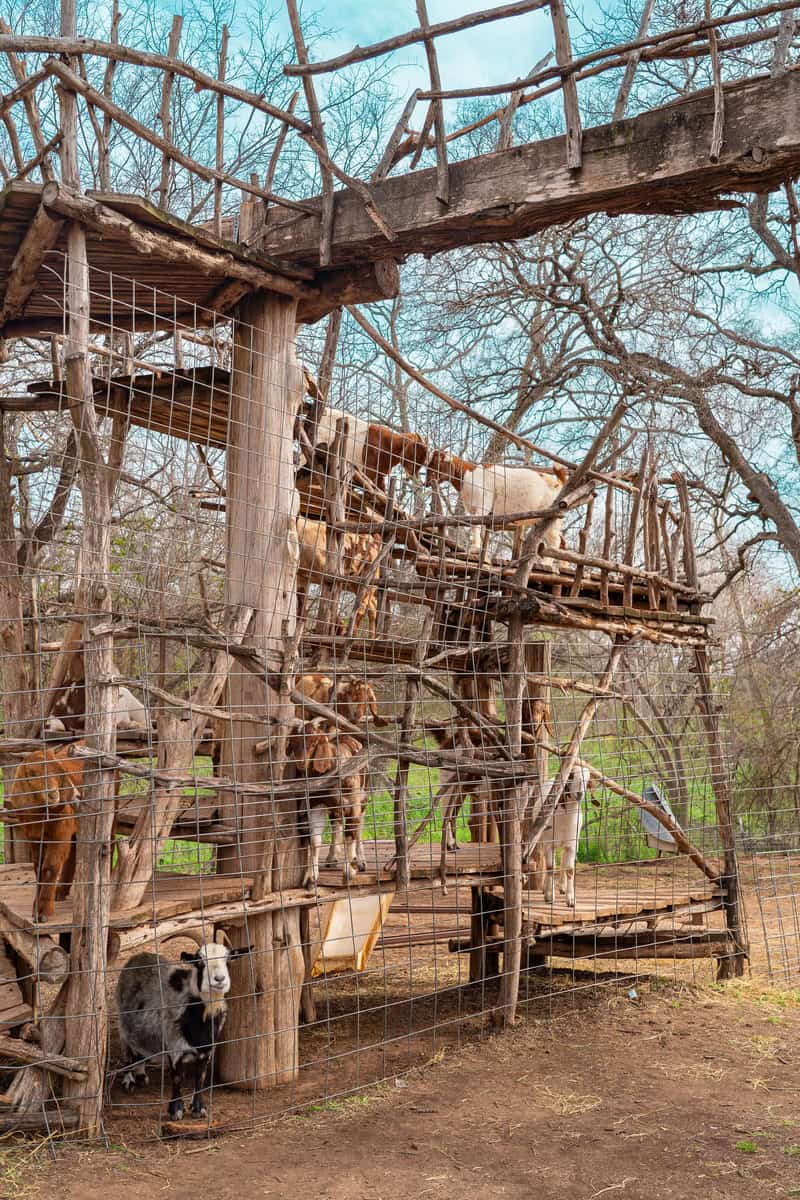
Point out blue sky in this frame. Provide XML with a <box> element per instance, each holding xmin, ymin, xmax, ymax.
<box><xmin>281</xmin><ymin>0</ymin><xmax>557</xmax><ymax>96</ymax></box>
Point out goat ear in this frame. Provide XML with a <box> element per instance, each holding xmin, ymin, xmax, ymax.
<box><xmin>180</xmin><ymin>951</ymin><xmax>198</xmax><ymax>965</ymax></box>
<box><xmin>554</xmin><ymin>464</ymin><xmax>569</xmax><ymax>485</ymax></box>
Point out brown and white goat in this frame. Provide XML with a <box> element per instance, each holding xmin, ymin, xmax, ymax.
<box><xmin>296</xmin><ymin>516</ymin><xmax>382</xmax><ymax>638</ymax></box>
<box><xmin>426</xmin><ymin>452</ymin><xmax>568</xmax><ymax>560</ymax></box>
<box><xmin>302</xmin><ymin>402</ymin><xmax>428</xmax><ymax>490</ymax></box>
<box><xmin>287</xmin><ymin>720</ymin><xmax>368</xmax><ymax>886</ymax></box>
<box><xmin>6</xmin><ymin>745</ymin><xmax>83</xmax><ymax>921</ymax></box>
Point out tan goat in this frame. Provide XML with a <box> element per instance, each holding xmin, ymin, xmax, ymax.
<box><xmin>287</xmin><ymin>719</ymin><xmax>368</xmax><ymax>887</ymax></box>
<box><xmin>296</xmin><ymin>517</ymin><xmax>382</xmax><ymax>638</ymax></box>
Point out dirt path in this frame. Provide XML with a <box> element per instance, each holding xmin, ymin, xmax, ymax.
<box><xmin>6</xmin><ymin>978</ymin><xmax>800</xmax><ymax>1200</ymax></box>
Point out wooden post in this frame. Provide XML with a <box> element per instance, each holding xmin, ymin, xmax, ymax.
<box><xmin>57</xmin><ymin>0</ymin><xmax>117</xmax><ymax>1134</ymax></box>
<box><xmin>215</xmin><ymin>290</ymin><xmax>304</xmax><ymax>1090</ymax></box>
<box><xmin>693</xmin><ymin>646</ymin><xmax>748</xmax><ymax>978</ymax></box>
<box><xmin>497</xmin><ymin>611</ymin><xmax>526</xmax><ymax>1027</ymax></box>
<box><xmin>0</xmin><ymin>417</ymin><xmax>32</xmax><ymax>865</ymax></box>
<box><xmin>523</xmin><ymin>640</ymin><xmax>551</xmax><ymax>837</ymax></box>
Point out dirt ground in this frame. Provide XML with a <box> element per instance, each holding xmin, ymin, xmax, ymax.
<box><xmin>1</xmin><ymin>977</ymin><xmax>799</xmax><ymax>1200</ymax></box>
<box><xmin>2</xmin><ymin>859</ymin><xmax>800</xmax><ymax>1200</ymax></box>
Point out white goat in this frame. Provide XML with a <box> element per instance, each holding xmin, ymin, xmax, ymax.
<box><xmin>426</xmin><ymin>453</ymin><xmax>568</xmax><ymax>558</ymax></box>
<box><xmin>536</xmin><ymin>766</ymin><xmax>593</xmax><ymax>907</ymax></box>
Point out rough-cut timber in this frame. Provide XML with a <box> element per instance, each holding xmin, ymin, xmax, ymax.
<box><xmin>260</xmin><ymin>70</ymin><xmax>800</xmax><ymax>267</ymax></box>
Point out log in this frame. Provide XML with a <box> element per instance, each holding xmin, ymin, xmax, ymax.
<box><xmin>297</xmin><ymin>259</ymin><xmax>399</xmax><ymax>324</ymax></box>
<box><xmin>0</xmin><ymin>35</ymin><xmax>309</xmax><ymax>131</ymax></box>
<box><xmin>0</xmin><ymin>1033</ymin><xmax>87</xmax><ymax>1080</ymax></box>
<box><xmin>0</xmin><ymin>1110</ymin><xmax>78</xmax><ymax>1132</ymax></box>
<box><xmin>46</xmin><ymin>56</ymin><xmax>313</xmax><ymax>219</ymax></box>
<box><xmin>40</xmin><ymin>181</ymin><xmax>313</xmax><ymax>300</ymax></box>
<box><xmin>416</xmin><ymin>0</ymin><xmax>799</xmax><ymax>100</ymax></box>
<box><xmin>262</xmin><ymin>68</ymin><xmax>800</xmax><ymax>267</ymax></box>
<box><xmin>2</xmin><ymin>924</ymin><xmax>68</xmax><ymax>984</ymax></box>
<box><xmin>0</xmin><ymin>202</ymin><xmax>64</xmax><ymax>326</ymax></box>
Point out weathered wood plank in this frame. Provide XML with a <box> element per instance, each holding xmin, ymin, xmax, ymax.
<box><xmin>261</xmin><ymin>70</ymin><xmax>800</xmax><ymax>267</ymax></box>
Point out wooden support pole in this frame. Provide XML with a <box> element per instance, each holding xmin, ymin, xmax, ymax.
<box><xmin>57</xmin><ymin>0</ymin><xmax>116</xmax><ymax>1136</ymax></box>
<box><xmin>216</xmin><ymin>290</ymin><xmax>304</xmax><ymax>1090</ymax></box>
<box><xmin>497</xmin><ymin>610</ymin><xmax>526</xmax><ymax>1027</ymax></box>
<box><xmin>157</xmin><ymin>14</ymin><xmax>182</xmax><ymax>210</ymax></box>
<box><xmin>214</xmin><ymin>25</ymin><xmax>229</xmax><ymax>235</ymax></box>
<box><xmin>692</xmin><ymin>646</ymin><xmax>748</xmax><ymax>977</ymax></box>
<box><xmin>416</xmin><ymin>0</ymin><xmax>449</xmax><ymax>205</ymax></box>
<box><xmin>612</xmin><ymin>0</ymin><xmax>656</xmax><ymax>120</ymax></box>
<box><xmin>549</xmin><ymin>0</ymin><xmax>582</xmax><ymax>169</ymax></box>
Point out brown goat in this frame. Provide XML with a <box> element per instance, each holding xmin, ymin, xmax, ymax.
<box><xmin>296</xmin><ymin>517</ymin><xmax>382</xmax><ymax>638</ymax></box>
<box><xmin>297</xmin><ymin>673</ymin><xmax>387</xmax><ymax>727</ymax></box>
<box><xmin>361</xmin><ymin>425</ymin><xmax>428</xmax><ymax>489</ymax></box>
<box><xmin>6</xmin><ymin>745</ymin><xmax>83</xmax><ymax>921</ymax></box>
<box><xmin>287</xmin><ymin>720</ymin><xmax>367</xmax><ymax>886</ymax></box>
<box><xmin>428</xmin><ymin>724</ymin><xmax>499</xmax><ymax>850</ymax></box>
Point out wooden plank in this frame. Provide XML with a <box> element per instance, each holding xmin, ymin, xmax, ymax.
<box><xmin>261</xmin><ymin>70</ymin><xmax>800</xmax><ymax>267</ymax></box>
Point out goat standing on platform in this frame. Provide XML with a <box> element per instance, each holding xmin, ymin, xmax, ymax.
<box><xmin>288</xmin><ymin>719</ymin><xmax>368</xmax><ymax>887</ymax></box>
<box><xmin>426</xmin><ymin>453</ymin><xmax>568</xmax><ymax>560</ymax></box>
<box><xmin>536</xmin><ymin>766</ymin><xmax>594</xmax><ymax>907</ymax></box>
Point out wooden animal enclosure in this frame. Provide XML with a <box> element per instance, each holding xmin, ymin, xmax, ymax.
<box><xmin>0</xmin><ymin>0</ymin><xmax>792</xmax><ymax>1138</ymax></box>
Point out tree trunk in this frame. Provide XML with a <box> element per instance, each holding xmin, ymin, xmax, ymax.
<box><xmin>216</xmin><ymin>290</ymin><xmax>303</xmax><ymax>1090</ymax></box>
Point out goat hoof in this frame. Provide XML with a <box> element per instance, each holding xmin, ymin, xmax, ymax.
<box><xmin>191</xmin><ymin>1099</ymin><xmax>208</xmax><ymax>1118</ymax></box>
<box><xmin>121</xmin><ymin>1071</ymin><xmax>136</xmax><ymax>1093</ymax></box>
<box><xmin>168</xmin><ymin>1100</ymin><xmax>184</xmax><ymax>1121</ymax></box>
<box><xmin>356</xmin><ymin>858</ymin><xmax>367</xmax><ymax>873</ymax></box>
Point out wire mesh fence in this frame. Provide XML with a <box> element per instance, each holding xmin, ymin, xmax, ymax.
<box><xmin>0</xmin><ymin>255</ymin><xmax>781</xmax><ymax>1140</ymax></box>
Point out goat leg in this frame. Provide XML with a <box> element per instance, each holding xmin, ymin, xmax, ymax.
<box><xmin>190</xmin><ymin>1053</ymin><xmax>211</xmax><ymax>1118</ymax></box>
<box><xmin>167</xmin><ymin>1056</ymin><xmax>186</xmax><ymax>1121</ymax></box>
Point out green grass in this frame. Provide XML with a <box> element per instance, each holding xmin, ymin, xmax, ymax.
<box><xmin>0</xmin><ymin>733</ymin><xmax>725</xmax><ymax>877</ymax></box>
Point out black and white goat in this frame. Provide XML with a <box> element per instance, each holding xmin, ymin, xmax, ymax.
<box><xmin>116</xmin><ymin>939</ymin><xmax>250</xmax><ymax>1121</ymax></box>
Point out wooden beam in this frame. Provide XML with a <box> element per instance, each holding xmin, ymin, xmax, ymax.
<box><xmin>41</xmin><ymin>181</ymin><xmax>314</xmax><ymax>299</ymax></box>
<box><xmin>261</xmin><ymin>70</ymin><xmax>800</xmax><ymax>267</ymax></box>
<box><xmin>298</xmin><ymin>257</ymin><xmax>399</xmax><ymax>324</ymax></box>
<box><xmin>0</xmin><ymin>202</ymin><xmax>63</xmax><ymax>326</ymax></box>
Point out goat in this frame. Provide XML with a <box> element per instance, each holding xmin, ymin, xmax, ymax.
<box><xmin>301</xmin><ymin>402</ymin><xmax>428</xmax><ymax>489</ymax></box>
<box><xmin>426</xmin><ymin>452</ymin><xmax>568</xmax><ymax>560</ymax></box>
<box><xmin>5</xmin><ymin>745</ymin><xmax>82</xmax><ymax>921</ymax></box>
<box><xmin>50</xmin><ymin>682</ymin><xmax>148</xmax><ymax>733</ymax></box>
<box><xmin>428</xmin><ymin>724</ymin><xmax>498</xmax><ymax>850</ymax></box>
<box><xmin>116</xmin><ymin>939</ymin><xmax>251</xmax><ymax>1121</ymax></box>
<box><xmin>287</xmin><ymin>720</ymin><xmax>367</xmax><ymax>886</ymax></box>
<box><xmin>296</xmin><ymin>516</ymin><xmax>382</xmax><ymax>638</ymax></box>
<box><xmin>535</xmin><ymin>766</ymin><xmax>594</xmax><ymax>907</ymax></box>
<box><xmin>297</xmin><ymin>673</ymin><xmax>387</xmax><ymax>727</ymax></box>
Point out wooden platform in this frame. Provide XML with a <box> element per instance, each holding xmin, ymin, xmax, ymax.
<box><xmin>0</xmin><ymin>851</ymin><xmax>721</xmax><ymax>946</ymax></box>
